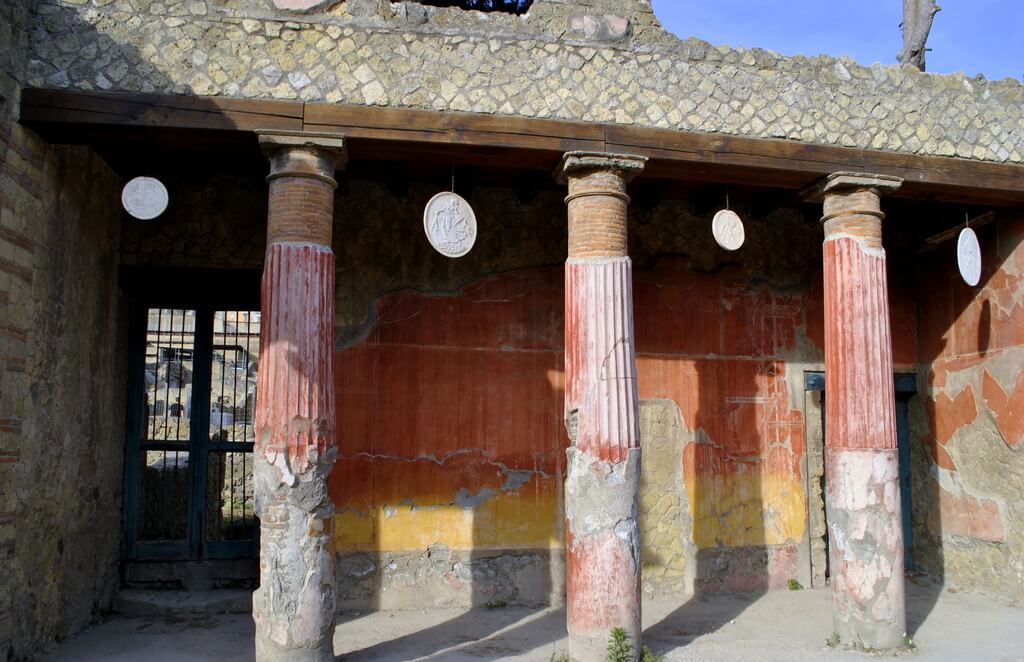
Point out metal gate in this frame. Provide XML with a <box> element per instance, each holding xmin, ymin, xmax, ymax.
<box><xmin>122</xmin><ymin>305</ymin><xmax>261</xmax><ymax>561</ymax></box>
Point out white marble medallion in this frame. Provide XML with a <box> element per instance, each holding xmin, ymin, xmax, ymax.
<box><xmin>122</xmin><ymin>176</ymin><xmax>169</xmax><ymax>220</ymax></box>
<box><xmin>423</xmin><ymin>191</ymin><xmax>477</xmax><ymax>258</ymax></box>
<box><xmin>957</xmin><ymin>227</ymin><xmax>982</xmax><ymax>287</ymax></box>
<box><xmin>712</xmin><ymin>209</ymin><xmax>745</xmax><ymax>251</ymax></box>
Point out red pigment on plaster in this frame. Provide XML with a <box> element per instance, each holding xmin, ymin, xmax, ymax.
<box><xmin>565</xmin><ymin>259</ymin><xmax>639</xmax><ymax>463</ymax></box>
<box><xmin>981</xmin><ymin>370</ymin><xmax>1024</xmax><ymax>449</ymax></box>
<box><xmin>929</xmin><ymin>386</ymin><xmax>979</xmax><ymax>446</ymax></box>
<box><xmin>929</xmin><ymin>486</ymin><xmax>1006</xmax><ymax>542</ymax></box>
<box><xmin>803</xmin><ymin>274</ymin><xmax>917</xmax><ymax>364</ymax></box>
<box><xmin>255</xmin><ymin>244</ymin><xmax>336</xmax><ymax>474</ymax></box>
<box><xmin>332</xmin><ymin>265</ymin><xmax>818</xmax><ymax>520</ymax></box>
<box><xmin>823</xmin><ymin>237</ymin><xmax>897</xmax><ymax>451</ymax></box>
<box><xmin>565</xmin><ymin>528</ymin><xmax>640</xmax><ymax>636</ymax></box>
<box><xmin>330</xmin><ymin>269</ymin><xmax>567</xmax><ymax>508</ymax></box>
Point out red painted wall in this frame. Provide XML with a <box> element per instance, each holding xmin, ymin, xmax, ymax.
<box><xmin>331</xmin><ymin>260</ymin><xmax>920</xmax><ymax>563</ymax></box>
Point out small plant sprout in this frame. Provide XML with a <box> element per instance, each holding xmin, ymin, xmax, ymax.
<box><xmin>606</xmin><ymin>627</ymin><xmax>632</xmax><ymax>662</ymax></box>
<box><xmin>640</xmin><ymin>645</ymin><xmax>664</xmax><ymax>662</ymax></box>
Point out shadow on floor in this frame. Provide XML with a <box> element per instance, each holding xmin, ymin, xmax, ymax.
<box><xmin>642</xmin><ymin>591</ymin><xmax>760</xmax><ymax>654</ymax></box>
<box><xmin>336</xmin><ymin>606</ymin><xmax>565</xmax><ymax>661</ymax></box>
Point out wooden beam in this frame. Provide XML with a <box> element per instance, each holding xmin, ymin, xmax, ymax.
<box><xmin>19</xmin><ymin>88</ymin><xmax>1024</xmax><ymax>206</ymax></box>
<box><xmin>605</xmin><ymin>125</ymin><xmax>1024</xmax><ymax>204</ymax></box>
<box><xmin>21</xmin><ymin>88</ymin><xmax>303</xmax><ymax>133</ymax></box>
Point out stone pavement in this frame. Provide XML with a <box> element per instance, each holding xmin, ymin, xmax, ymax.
<box><xmin>42</xmin><ymin>582</ymin><xmax>1024</xmax><ymax>661</ymax></box>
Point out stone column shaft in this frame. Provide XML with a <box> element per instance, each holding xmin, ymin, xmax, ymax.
<box><xmin>558</xmin><ymin>152</ymin><xmax>647</xmax><ymax>662</ymax></box>
<box><xmin>253</xmin><ymin>131</ymin><xmax>346</xmax><ymax>662</ymax></box>
<box><xmin>808</xmin><ymin>172</ymin><xmax>907</xmax><ymax>650</ymax></box>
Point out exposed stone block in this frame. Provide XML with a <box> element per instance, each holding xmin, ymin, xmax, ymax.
<box><xmin>567</xmin><ymin>14</ymin><xmax>631</xmax><ymax>41</ymax></box>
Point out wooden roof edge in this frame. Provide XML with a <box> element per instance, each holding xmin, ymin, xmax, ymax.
<box><xmin>19</xmin><ymin>87</ymin><xmax>1024</xmax><ymax>206</ymax></box>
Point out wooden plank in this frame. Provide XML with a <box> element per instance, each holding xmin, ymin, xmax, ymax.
<box><xmin>606</xmin><ymin>124</ymin><xmax>1024</xmax><ymax>197</ymax></box>
<box><xmin>304</xmin><ymin>103</ymin><xmax>605</xmax><ymax>153</ymax></box>
<box><xmin>344</xmin><ymin>140</ymin><xmax>564</xmax><ymax>172</ymax></box>
<box><xmin>18</xmin><ymin>88</ymin><xmax>1024</xmax><ymax>205</ymax></box>
<box><xmin>21</xmin><ymin>88</ymin><xmax>303</xmax><ymax>132</ymax></box>
<box><xmin>303</xmin><ymin>102</ymin><xmax>604</xmax><ymax>142</ymax></box>
<box><xmin>305</xmin><ymin>122</ymin><xmax>602</xmax><ymax>155</ymax></box>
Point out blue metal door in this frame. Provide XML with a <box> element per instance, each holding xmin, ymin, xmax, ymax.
<box><xmin>123</xmin><ymin>306</ymin><xmax>260</xmax><ymax>561</ymax></box>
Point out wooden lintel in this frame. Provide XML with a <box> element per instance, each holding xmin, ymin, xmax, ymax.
<box><xmin>18</xmin><ymin>88</ymin><xmax>1024</xmax><ymax>206</ymax></box>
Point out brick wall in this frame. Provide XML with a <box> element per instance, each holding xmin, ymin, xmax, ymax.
<box><xmin>0</xmin><ymin>1</ymin><xmax>127</xmax><ymax>658</ymax></box>
<box><xmin>0</xmin><ymin>2</ymin><xmax>32</xmax><ymax>656</ymax></box>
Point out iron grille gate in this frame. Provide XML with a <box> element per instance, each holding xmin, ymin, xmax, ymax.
<box><xmin>123</xmin><ymin>305</ymin><xmax>260</xmax><ymax>561</ymax></box>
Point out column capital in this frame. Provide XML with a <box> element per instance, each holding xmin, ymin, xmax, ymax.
<box><xmin>257</xmin><ymin>130</ymin><xmax>348</xmax><ymax>187</ymax></box>
<box><xmin>555</xmin><ymin>151</ymin><xmax>647</xmax><ymax>185</ymax></box>
<box><xmin>800</xmin><ymin>171</ymin><xmax>903</xmax><ymax>203</ymax></box>
<box><xmin>260</xmin><ymin>131</ymin><xmax>344</xmax><ymax>247</ymax></box>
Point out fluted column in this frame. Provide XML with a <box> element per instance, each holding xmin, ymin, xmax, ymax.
<box><xmin>805</xmin><ymin>172</ymin><xmax>906</xmax><ymax>650</ymax></box>
<box><xmin>253</xmin><ymin>131</ymin><xmax>346</xmax><ymax>662</ymax></box>
<box><xmin>558</xmin><ymin>151</ymin><xmax>647</xmax><ymax>662</ymax></box>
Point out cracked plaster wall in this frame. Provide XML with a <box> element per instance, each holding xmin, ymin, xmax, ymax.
<box><xmin>1</xmin><ymin>2</ymin><xmax>126</xmax><ymax>657</ymax></box>
<box><xmin>638</xmin><ymin>399</ymin><xmax>695</xmax><ymax>597</ymax></box>
<box><xmin>21</xmin><ymin>0</ymin><xmax>1024</xmax><ymax>163</ymax></box>
<box><xmin>914</xmin><ymin>215</ymin><xmax>1024</xmax><ymax>600</ymax></box>
<box><xmin>119</xmin><ymin>173</ymin><xmax>938</xmax><ymax>606</ymax></box>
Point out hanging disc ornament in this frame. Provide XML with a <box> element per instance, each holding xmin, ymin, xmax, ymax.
<box><xmin>712</xmin><ymin>209</ymin><xmax>745</xmax><ymax>251</ymax></box>
<box><xmin>957</xmin><ymin>227</ymin><xmax>981</xmax><ymax>287</ymax></box>
<box><xmin>423</xmin><ymin>191</ymin><xmax>477</xmax><ymax>258</ymax></box>
<box><xmin>121</xmin><ymin>176</ymin><xmax>169</xmax><ymax>220</ymax></box>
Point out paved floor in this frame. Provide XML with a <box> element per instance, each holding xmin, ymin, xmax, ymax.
<box><xmin>42</xmin><ymin>582</ymin><xmax>1024</xmax><ymax>661</ymax></box>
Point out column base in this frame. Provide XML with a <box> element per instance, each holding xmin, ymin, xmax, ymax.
<box><xmin>255</xmin><ymin>629</ymin><xmax>334</xmax><ymax>662</ymax></box>
<box><xmin>252</xmin><ymin>453</ymin><xmax>337</xmax><ymax>662</ymax></box>
<box><xmin>826</xmin><ymin>448</ymin><xmax>906</xmax><ymax>650</ymax></box>
<box><xmin>566</xmin><ymin>447</ymin><xmax>642</xmax><ymax>662</ymax></box>
<box><xmin>568</xmin><ymin>631</ymin><xmax>628</xmax><ymax>662</ymax></box>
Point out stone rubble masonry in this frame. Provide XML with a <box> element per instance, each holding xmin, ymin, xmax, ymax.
<box><xmin>2</xmin><ymin>0</ymin><xmax>125</xmax><ymax>660</ymax></box>
<box><xmin>21</xmin><ymin>0</ymin><xmax>1024</xmax><ymax>164</ymax></box>
<box><xmin>253</xmin><ymin>132</ymin><xmax>345</xmax><ymax>662</ymax></box>
<box><xmin>336</xmin><ymin>548</ymin><xmax>567</xmax><ymax>610</ymax></box>
<box><xmin>637</xmin><ymin>399</ymin><xmax>696</xmax><ymax>597</ymax></box>
<box><xmin>561</xmin><ymin>151</ymin><xmax>645</xmax><ymax>661</ymax></box>
<box><xmin>912</xmin><ymin>212</ymin><xmax>1024</xmax><ymax>602</ymax></box>
<box><xmin>815</xmin><ymin>173</ymin><xmax>906</xmax><ymax>649</ymax></box>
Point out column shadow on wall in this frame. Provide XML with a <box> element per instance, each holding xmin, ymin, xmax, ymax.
<box><xmin>334</xmin><ymin>270</ymin><xmax>568</xmax><ymax>660</ymax></box>
<box><xmin>904</xmin><ymin>225</ymin><xmax>1012</xmax><ymax>636</ymax></box>
<box><xmin>644</xmin><ymin>358</ymin><xmax>769</xmax><ymax>655</ymax></box>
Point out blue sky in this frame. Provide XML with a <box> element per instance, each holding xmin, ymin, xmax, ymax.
<box><xmin>651</xmin><ymin>1</ymin><xmax>1023</xmax><ymax>81</ymax></box>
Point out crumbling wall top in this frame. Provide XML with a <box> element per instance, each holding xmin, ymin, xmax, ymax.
<box><xmin>20</xmin><ymin>0</ymin><xmax>1024</xmax><ymax>164</ymax></box>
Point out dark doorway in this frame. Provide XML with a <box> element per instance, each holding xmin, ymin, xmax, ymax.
<box><xmin>805</xmin><ymin>372</ymin><xmax>918</xmax><ymax>576</ymax></box>
<box><xmin>120</xmin><ymin>269</ymin><xmax>262</xmax><ymax>588</ymax></box>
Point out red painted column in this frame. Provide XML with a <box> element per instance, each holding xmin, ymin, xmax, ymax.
<box><xmin>808</xmin><ymin>172</ymin><xmax>907</xmax><ymax>649</ymax></box>
<box><xmin>253</xmin><ymin>131</ymin><xmax>346</xmax><ymax>662</ymax></box>
<box><xmin>558</xmin><ymin>151</ymin><xmax>647</xmax><ymax>662</ymax></box>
